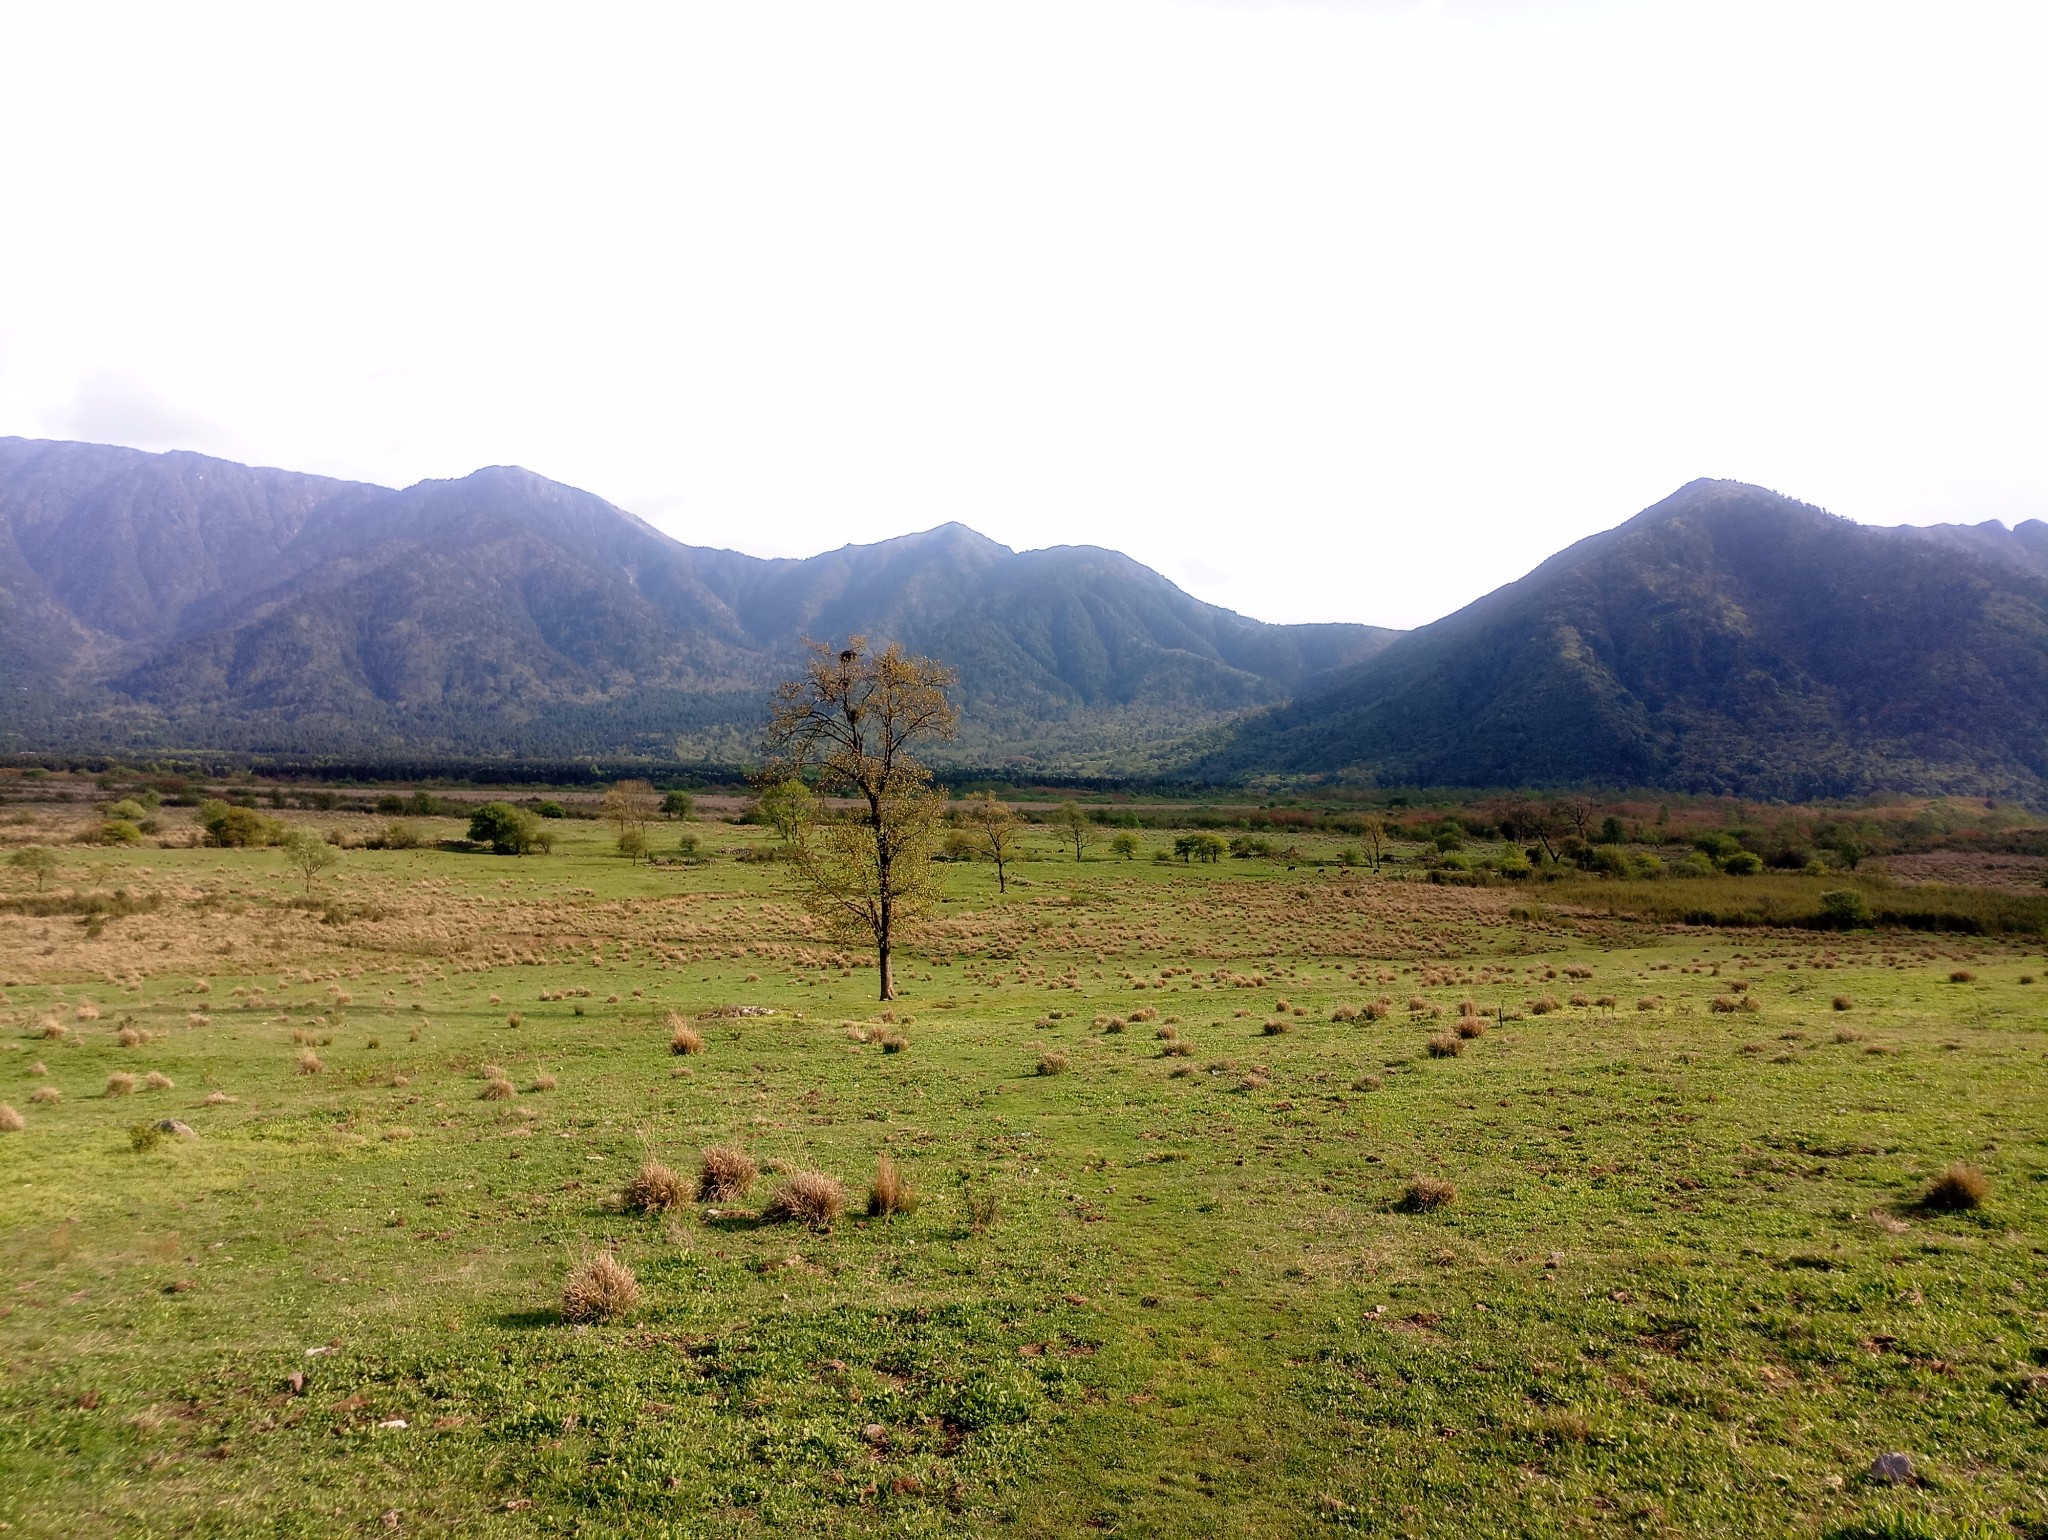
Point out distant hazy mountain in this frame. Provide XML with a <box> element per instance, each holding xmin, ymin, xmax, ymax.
<box><xmin>1199</xmin><ymin>479</ymin><xmax>2048</xmax><ymax>799</ymax></box>
<box><xmin>0</xmin><ymin>438</ymin><xmax>1396</xmax><ymax>766</ymax></box>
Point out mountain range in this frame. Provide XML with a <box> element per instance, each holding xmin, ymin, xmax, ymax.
<box><xmin>5</xmin><ymin>438</ymin><xmax>2048</xmax><ymax>800</ymax></box>
<box><xmin>0</xmin><ymin>437</ymin><xmax>1393</xmax><ymax>769</ymax></box>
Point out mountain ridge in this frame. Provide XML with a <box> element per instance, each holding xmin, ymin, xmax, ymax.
<box><xmin>0</xmin><ymin>436</ymin><xmax>1397</xmax><ymax>767</ymax></box>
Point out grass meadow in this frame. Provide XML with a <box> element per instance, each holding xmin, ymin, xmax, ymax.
<box><xmin>1</xmin><ymin>805</ymin><xmax>2044</xmax><ymax>1538</ymax></box>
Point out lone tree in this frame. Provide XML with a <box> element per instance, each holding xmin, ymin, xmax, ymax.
<box><xmin>966</xmin><ymin>790</ymin><xmax>1021</xmax><ymax>893</ymax></box>
<box><xmin>762</xmin><ymin>638</ymin><xmax>958</xmax><ymax>1001</ymax></box>
<box><xmin>601</xmin><ymin>780</ymin><xmax>658</xmax><ymax>853</ymax></box>
<box><xmin>9</xmin><ymin>846</ymin><xmax>60</xmax><ymax>891</ymax></box>
<box><xmin>1359</xmin><ymin>816</ymin><xmax>1388</xmax><ymax>872</ymax></box>
<box><xmin>660</xmin><ymin>789</ymin><xmax>694</xmax><ymax>821</ymax></box>
<box><xmin>1052</xmin><ymin>801</ymin><xmax>1098</xmax><ymax>861</ymax></box>
<box><xmin>754</xmin><ymin>779</ymin><xmax>816</xmax><ymax>844</ymax></box>
<box><xmin>281</xmin><ymin>828</ymin><xmax>340</xmax><ymax>896</ymax></box>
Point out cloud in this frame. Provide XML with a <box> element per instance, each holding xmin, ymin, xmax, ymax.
<box><xmin>44</xmin><ymin>373</ymin><xmax>236</xmax><ymax>456</ymax></box>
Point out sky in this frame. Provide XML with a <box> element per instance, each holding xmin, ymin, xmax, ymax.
<box><xmin>1</xmin><ymin>0</ymin><xmax>2043</xmax><ymax>630</ymax></box>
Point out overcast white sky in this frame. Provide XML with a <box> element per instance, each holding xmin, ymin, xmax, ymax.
<box><xmin>2</xmin><ymin>0</ymin><xmax>2043</xmax><ymax>629</ymax></box>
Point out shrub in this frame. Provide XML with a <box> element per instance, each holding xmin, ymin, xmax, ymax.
<box><xmin>106</xmin><ymin>1072</ymin><xmax>137</xmax><ymax>1097</ymax></box>
<box><xmin>697</xmin><ymin>1145</ymin><xmax>759</xmax><ymax>1202</ymax></box>
<box><xmin>1453</xmin><ymin>1016</ymin><xmax>1487</xmax><ymax>1040</ymax></box>
<box><xmin>1832</xmin><ymin>995</ymin><xmax>1853</xmax><ymax>1011</ymax></box>
<box><xmin>1036</xmin><ymin>1051</ymin><xmax>1070</xmax><ymax>1076</ymax></box>
<box><xmin>1426</xmin><ymin>1033</ymin><xmax>1464</xmax><ymax>1058</ymax></box>
<box><xmin>622</xmin><ymin>1159</ymin><xmax>689</xmax><ymax>1213</ymax></box>
<box><xmin>531</xmin><ymin>1072</ymin><xmax>557</xmax><ymax>1092</ymax></box>
<box><xmin>1528</xmin><ymin>994</ymin><xmax>1562</xmax><ymax>1015</ymax></box>
<box><xmin>1160</xmin><ymin>1039</ymin><xmax>1194</xmax><ymax>1057</ymax></box>
<box><xmin>479</xmin><ymin>1077</ymin><xmax>516</xmax><ymax>1101</ymax></box>
<box><xmin>1351</xmin><ymin>1073</ymin><xmax>1385</xmax><ymax>1092</ymax></box>
<box><xmin>669</xmin><ymin>1020</ymin><xmax>706</xmax><ymax>1056</ymax></box>
<box><xmin>1262</xmin><ymin>1019</ymin><xmax>1291</xmax><ymax>1036</ymax></box>
<box><xmin>144</xmin><ymin>1071</ymin><xmax>174</xmax><ymax>1090</ymax></box>
<box><xmin>1921</xmin><ymin>1164</ymin><xmax>1990</xmax><ymax>1211</ymax></box>
<box><xmin>1721</xmin><ymin>851</ymin><xmax>1765</xmax><ymax>876</ymax></box>
<box><xmin>868</xmin><ymin>1154</ymin><xmax>918</xmax><ymax>1217</ymax></box>
<box><xmin>1400</xmin><ymin>1176</ymin><xmax>1458</xmax><ymax>1212</ymax></box>
<box><xmin>561</xmin><ymin>1253</ymin><xmax>640</xmax><ymax>1323</ymax></box>
<box><xmin>0</xmin><ymin>1104</ymin><xmax>23</xmax><ymax>1132</ymax></box>
<box><xmin>1818</xmin><ymin>889</ymin><xmax>1875</xmax><ymax>927</ymax></box>
<box><xmin>967</xmin><ymin>1190</ymin><xmax>1001</xmax><ymax>1232</ymax></box>
<box><xmin>115</xmin><ymin>1026</ymin><xmax>141</xmax><ymax>1047</ymax></box>
<box><xmin>29</xmin><ymin>1087</ymin><xmax>60</xmax><ymax>1105</ymax></box>
<box><xmin>1948</xmin><ymin>969</ymin><xmax>1977</xmax><ymax>984</ymax></box>
<box><xmin>295</xmin><ymin>1049</ymin><xmax>323</xmax><ymax>1075</ymax></box>
<box><xmin>765</xmin><ymin>1170</ymin><xmax>845</xmax><ymax>1229</ymax></box>
<box><xmin>129</xmin><ymin>1121</ymin><xmax>163</xmax><ymax>1151</ymax></box>
<box><xmin>879</xmin><ymin>1032</ymin><xmax>908</xmax><ymax>1054</ymax></box>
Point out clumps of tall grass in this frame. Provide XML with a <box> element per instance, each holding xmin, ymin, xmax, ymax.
<box><xmin>1832</xmin><ymin>995</ymin><xmax>1854</xmax><ymax>1011</ymax></box>
<box><xmin>30</xmin><ymin>1086</ymin><xmax>60</xmax><ymax>1105</ymax></box>
<box><xmin>144</xmin><ymin>1071</ymin><xmax>174</xmax><ymax>1090</ymax></box>
<box><xmin>1453</xmin><ymin>1015</ymin><xmax>1487</xmax><ymax>1040</ymax></box>
<box><xmin>1426</xmin><ymin>1033</ymin><xmax>1464</xmax><ymax>1058</ymax></box>
<box><xmin>1399</xmin><ymin>1175</ymin><xmax>1458</xmax><ymax>1212</ymax></box>
<box><xmin>294</xmin><ymin>1049</ymin><xmax>323</xmax><ymax>1075</ymax></box>
<box><xmin>530</xmin><ymin>1071</ymin><xmax>557</xmax><ymax>1092</ymax></box>
<box><xmin>877</xmin><ymin>1030</ymin><xmax>909</xmax><ymax>1054</ymax></box>
<box><xmin>764</xmin><ymin>1170</ymin><xmax>845</xmax><ymax>1229</ymax></box>
<box><xmin>479</xmin><ymin>1069</ymin><xmax>516</xmax><ymax>1100</ymax></box>
<box><xmin>561</xmin><ymin>1252</ymin><xmax>640</xmax><ymax>1323</ymax></box>
<box><xmin>116</xmin><ymin>1026</ymin><xmax>142</xmax><ymax>1048</ymax></box>
<box><xmin>697</xmin><ymin>1145</ymin><xmax>758</xmax><ymax>1203</ymax></box>
<box><xmin>669</xmin><ymin>1016</ymin><xmax>706</xmax><ymax>1055</ymax></box>
<box><xmin>0</xmin><ymin>1104</ymin><xmax>23</xmax><ymax>1132</ymax></box>
<box><xmin>867</xmin><ymin>1154</ymin><xmax>918</xmax><ymax>1217</ymax></box>
<box><xmin>1919</xmin><ymin>1164</ymin><xmax>1990</xmax><ymax>1211</ymax></box>
<box><xmin>1036</xmin><ymin>1051</ymin><xmax>1070</xmax><ymax>1076</ymax></box>
<box><xmin>622</xmin><ymin>1159</ymin><xmax>690</xmax><ymax>1213</ymax></box>
<box><xmin>105</xmin><ymin>1072</ymin><xmax>137</xmax><ymax>1097</ymax></box>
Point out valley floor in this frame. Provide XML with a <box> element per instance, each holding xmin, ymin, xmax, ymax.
<box><xmin>1</xmin><ymin>809</ymin><xmax>2043</xmax><ymax>1538</ymax></box>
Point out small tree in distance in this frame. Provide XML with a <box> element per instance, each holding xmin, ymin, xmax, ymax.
<box><xmin>601</xmin><ymin>780</ymin><xmax>658</xmax><ymax>854</ymax></box>
<box><xmin>761</xmin><ymin>637</ymin><xmax>958</xmax><ymax>1001</ymax></box>
<box><xmin>967</xmin><ymin>790</ymin><xmax>1021</xmax><ymax>893</ymax></box>
<box><xmin>660</xmin><ymin>789</ymin><xmax>695</xmax><ymax>821</ymax></box>
<box><xmin>281</xmin><ymin>828</ymin><xmax>339</xmax><ymax>896</ymax></box>
<box><xmin>755</xmin><ymin>780</ymin><xmax>816</xmax><ymax>844</ymax></box>
<box><xmin>1053</xmin><ymin>801</ymin><xmax>1098</xmax><ymax>861</ymax></box>
<box><xmin>1110</xmin><ymin>831</ymin><xmax>1140</xmax><ymax>861</ymax></box>
<box><xmin>9</xmin><ymin>847</ymin><xmax>60</xmax><ymax>891</ymax></box>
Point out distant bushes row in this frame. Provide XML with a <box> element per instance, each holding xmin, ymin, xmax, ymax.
<box><xmin>1543</xmin><ymin>874</ymin><xmax>2048</xmax><ymax>936</ymax></box>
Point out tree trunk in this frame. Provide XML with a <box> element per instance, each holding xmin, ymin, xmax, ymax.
<box><xmin>995</xmin><ymin>860</ymin><xmax>1007</xmax><ymax>894</ymax></box>
<box><xmin>877</xmin><ymin>937</ymin><xmax>895</xmax><ymax>1000</ymax></box>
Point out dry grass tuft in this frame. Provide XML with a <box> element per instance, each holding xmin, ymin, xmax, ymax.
<box><xmin>38</xmin><ymin>1018</ymin><xmax>66</xmax><ymax>1041</ymax></box>
<box><xmin>1426</xmin><ymin>1033</ymin><xmax>1465</xmax><ymax>1058</ymax></box>
<box><xmin>203</xmin><ymin>1090</ymin><xmax>234</xmax><ymax>1105</ymax></box>
<box><xmin>1833</xmin><ymin>1027</ymin><xmax>1865</xmax><ymax>1044</ymax></box>
<box><xmin>561</xmin><ymin>1252</ymin><xmax>640</xmax><ymax>1324</ymax></box>
<box><xmin>669</xmin><ymin>1020</ymin><xmax>706</xmax><ymax>1056</ymax></box>
<box><xmin>622</xmin><ymin>1159</ymin><xmax>690</xmax><ymax>1213</ymax></box>
<box><xmin>1920</xmin><ymin>1164</ymin><xmax>1990</xmax><ymax>1211</ymax></box>
<box><xmin>294</xmin><ymin>1049</ymin><xmax>323</xmax><ymax>1075</ymax></box>
<box><xmin>105</xmin><ymin>1072</ymin><xmax>137</xmax><ymax>1097</ymax></box>
<box><xmin>1948</xmin><ymin>969</ymin><xmax>1977</xmax><ymax>984</ymax></box>
<box><xmin>28</xmin><ymin>1061</ymin><xmax>47</xmax><ymax>1076</ymax></box>
<box><xmin>0</xmin><ymin>1104</ymin><xmax>23</xmax><ymax>1132</ymax></box>
<box><xmin>1036</xmin><ymin>1051</ymin><xmax>1070</xmax><ymax>1076</ymax></box>
<box><xmin>506</xmin><ymin>1011</ymin><xmax>522</xmax><ymax>1028</ymax></box>
<box><xmin>530</xmin><ymin>1072</ymin><xmax>557</xmax><ymax>1092</ymax></box>
<box><xmin>1262</xmin><ymin>1019</ymin><xmax>1292</xmax><ymax>1035</ymax></box>
<box><xmin>1453</xmin><ymin>1016</ymin><xmax>1487</xmax><ymax>1040</ymax></box>
<box><xmin>868</xmin><ymin>1153</ymin><xmax>918</xmax><ymax>1217</ymax></box>
<box><xmin>144</xmin><ymin>1071</ymin><xmax>174</xmax><ymax>1090</ymax></box>
<box><xmin>1160</xmin><ymin>1039</ymin><xmax>1195</xmax><ymax>1057</ymax></box>
<box><xmin>1351</xmin><ymin>1073</ymin><xmax>1385</xmax><ymax>1092</ymax></box>
<box><xmin>878</xmin><ymin>1031</ymin><xmax>909</xmax><ymax>1054</ymax></box>
<box><xmin>697</xmin><ymin>1144</ymin><xmax>758</xmax><ymax>1202</ymax></box>
<box><xmin>30</xmin><ymin>1086</ymin><xmax>61</xmax><ymax>1105</ymax></box>
<box><xmin>765</xmin><ymin>1169</ymin><xmax>845</xmax><ymax>1228</ymax></box>
<box><xmin>1831</xmin><ymin>995</ymin><xmax>1854</xmax><ymax>1011</ymax></box>
<box><xmin>479</xmin><ymin>1077</ymin><xmax>516</xmax><ymax>1101</ymax></box>
<box><xmin>1529</xmin><ymin>994</ymin><xmax>1562</xmax><ymax>1015</ymax></box>
<box><xmin>115</xmin><ymin>1027</ymin><xmax>142</xmax><ymax>1048</ymax></box>
<box><xmin>1400</xmin><ymin>1175</ymin><xmax>1458</xmax><ymax>1212</ymax></box>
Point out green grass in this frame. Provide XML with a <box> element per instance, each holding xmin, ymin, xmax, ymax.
<box><xmin>1541</xmin><ymin>872</ymin><xmax>2048</xmax><ymax>935</ymax></box>
<box><xmin>0</xmin><ymin>813</ymin><xmax>2044</xmax><ymax>1537</ymax></box>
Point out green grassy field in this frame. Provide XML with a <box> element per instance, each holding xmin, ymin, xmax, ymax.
<box><xmin>2</xmin><ymin>810</ymin><xmax>2044</xmax><ymax>1539</ymax></box>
